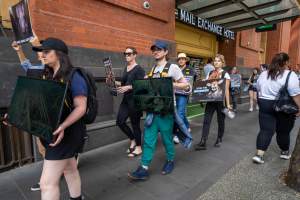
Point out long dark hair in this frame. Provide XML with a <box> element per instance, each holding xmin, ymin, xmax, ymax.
<box><xmin>268</xmin><ymin>52</ymin><xmax>289</xmax><ymax>80</ymax></box>
<box><xmin>250</xmin><ymin>68</ymin><xmax>259</xmax><ymax>81</ymax></box>
<box><xmin>44</xmin><ymin>51</ymin><xmax>73</xmax><ymax>82</ymax></box>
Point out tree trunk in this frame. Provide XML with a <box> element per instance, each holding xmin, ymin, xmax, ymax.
<box><xmin>286</xmin><ymin>128</ymin><xmax>300</xmax><ymax>192</ymax></box>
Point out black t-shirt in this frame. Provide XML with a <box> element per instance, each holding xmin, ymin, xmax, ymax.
<box><xmin>121</xmin><ymin>64</ymin><xmax>145</xmax><ymax>101</ymax></box>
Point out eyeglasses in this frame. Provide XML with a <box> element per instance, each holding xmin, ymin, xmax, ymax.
<box><xmin>124</xmin><ymin>52</ymin><xmax>134</xmax><ymax>56</ymax></box>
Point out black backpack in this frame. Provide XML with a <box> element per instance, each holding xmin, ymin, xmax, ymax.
<box><xmin>274</xmin><ymin>71</ymin><xmax>298</xmax><ymax>115</ymax></box>
<box><xmin>69</xmin><ymin>67</ymin><xmax>98</xmax><ymax>124</ymax></box>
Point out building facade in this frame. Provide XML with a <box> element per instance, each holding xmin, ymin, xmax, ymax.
<box><xmin>1</xmin><ymin>0</ymin><xmax>300</xmax><ymax>152</ymax></box>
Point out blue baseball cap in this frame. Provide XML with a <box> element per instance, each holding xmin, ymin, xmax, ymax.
<box><xmin>150</xmin><ymin>41</ymin><xmax>168</xmax><ymax>51</ymax></box>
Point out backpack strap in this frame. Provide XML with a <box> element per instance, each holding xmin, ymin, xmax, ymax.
<box><xmin>208</xmin><ymin>70</ymin><xmax>214</xmax><ymax>77</ymax></box>
<box><xmin>162</xmin><ymin>62</ymin><xmax>171</xmax><ymax>74</ymax></box>
<box><xmin>64</xmin><ymin>67</ymin><xmax>81</xmax><ymax>109</ymax></box>
<box><xmin>182</xmin><ymin>67</ymin><xmax>190</xmax><ymax>76</ymax></box>
<box><xmin>147</xmin><ymin>65</ymin><xmax>157</xmax><ymax>78</ymax></box>
<box><xmin>221</xmin><ymin>70</ymin><xmax>226</xmax><ymax>79</ymax></box>
<box><xmin>148</xmin><ymin>62</ymin><xmax>171</xmax><ymax>78</ymax></box>
<box><xmin>284</xmin><ymin>71</ymin><xmax>292</xmax><ymax>89</ymax></box>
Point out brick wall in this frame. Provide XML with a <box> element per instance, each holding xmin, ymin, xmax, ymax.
<box><xmin>235</xmin><ymin>29</ymin><xmax>261</xmax><ymax>68</ymax></box>
<box><xmin>28</xmin><ymin>0</ymin><xmax>175</xmax><ymax>56</ymax></box>
<box><xmin>280</xmin><ymin>21</ymin><xmax>291</xmax><ymax>53</ymax></box>
<box><xmin>266</xmin><ymin>21</ymin><xmax>292</xmax><ymax>64</ymax></box>
<box><xmin>219</xmin><ymin>29</ymin><xmax>262</xmax><ymax>69</ymax></box>
<box><xmin>288</xmin><ymin>18</ymin><xmax>300</xmax><ymax>71</ymax></box>
<box><xmin>218</xmin><ymin>38</ymin><xmax>236</xmax><ymax>67</ymax></box>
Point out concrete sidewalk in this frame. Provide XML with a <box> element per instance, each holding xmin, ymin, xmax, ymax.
<box><xmin>0</xmin><ymin>104</ymin><xmax>298</xmax><ymax>200</ymax></box>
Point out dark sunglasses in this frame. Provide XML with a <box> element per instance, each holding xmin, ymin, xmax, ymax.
<box><xmin>124</xmin><ymin>52</ymin><xmax>134</xmax><ymax>56</ymax></box>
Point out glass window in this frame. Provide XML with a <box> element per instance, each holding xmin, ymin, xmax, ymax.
<box><xmin>198</xmin><ymin>4</ymin><xmax>242</xmax><ymax>19</ymax></box>
<box><xmin>265</xmin><ymin>8</ymin><xmax>300</xmax><ymax>22</ymax></box>
<box><xmin>255</xmin><ymin>1</ymin><xmax>294</xmax><ymax>15</ymax></box>
<box><xmin>178</xmin><ymin>0</ymin><xmax>225</xmax><ymax>12</ymax></box>
<box><xmin>214</xmin><ymin>13</ymin><xmax>252</xmax><ymax>24</ymax></box>
<box><xmin>229</xmin><ymin>19</ymin><xmax>264</xmax><ymax>29</ymax></box>
<box><xmin>243</xmin><ymin>0</ymin><xmax>278</xmax><ymax>8</ymax></box>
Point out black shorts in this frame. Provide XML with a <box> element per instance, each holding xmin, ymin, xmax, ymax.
<box><xmin>248</xmin><ymin>86</ymin><xmax>257</xmax><ymax>92</ymax></box>
<box><xmin>41</xmin><ymin>120</ymin><xmax>86</xmax><ymax>160</ymax></box>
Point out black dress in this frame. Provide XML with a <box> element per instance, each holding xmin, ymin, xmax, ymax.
<box><xmin>41</xmin><ymin>72</ymin><xmax>87</xmax><ymax>160</ymax></box>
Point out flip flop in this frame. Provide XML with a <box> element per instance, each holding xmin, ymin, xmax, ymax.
<box><xmin>128</xmin><ymin>152</ymin><xmax>142</xmax><ymax>158</ymax></box>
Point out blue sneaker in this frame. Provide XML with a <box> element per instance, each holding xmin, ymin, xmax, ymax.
<box><xmin>128</xmin><ymin>166</ymin><xmax>149</xmax><ymax>180</ymax></box>
<box><xmin>161</xmin><ymin>161</ymin><xmax>174</xmax><ymax>175</ymax></box>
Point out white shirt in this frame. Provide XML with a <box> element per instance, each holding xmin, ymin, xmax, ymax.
<box><xmin>153</xmin><ymin>63</ymin><xmax>184</xmax><ymax>81</ymax></box>
<box><xmin>257</xmin><ymin>70</ymin><xmax>300</xmax><ymax>100</ymax></box>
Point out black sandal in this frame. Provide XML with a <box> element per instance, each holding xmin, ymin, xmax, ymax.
<box><xmin>126</xmin><ymin>146</ymin><xmax>136</xmax><ymax>154</ymax></box>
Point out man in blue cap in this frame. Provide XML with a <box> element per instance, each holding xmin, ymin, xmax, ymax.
<box><xmin>128</xmin><ymin>40</ymin><xmax>190</xmax><ymax>180</ymax></box>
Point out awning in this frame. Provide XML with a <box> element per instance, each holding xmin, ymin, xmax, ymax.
<box><xmin>176</xmin><ymin>0</ymin><xmax>300</xmax><ymax>31</ymax></box>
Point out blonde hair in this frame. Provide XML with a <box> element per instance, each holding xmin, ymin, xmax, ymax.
<box><xmin>214</xmin><ymin>54</ymin><xmax>226</xmax><ymax>68</ymax></box>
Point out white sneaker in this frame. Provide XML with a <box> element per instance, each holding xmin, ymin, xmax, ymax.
<box><xmin>280</xmin><ymin>151</ymin><xmax>291</xmax><ymax>160</ymax></box>
<box><xmin>256</xmin><ymin>105</ymin><xmax>259</xmax><ymax>110</ymax></box>
<box><xmin>252</xmin><ymin>155</ymin><xmax>264</xmax><ymax>164</ymax></box>
<box><xmin>249</xmin><ymin>107</ymin><xmax>253</xmax><ymax>112</ymax></box>
<box><xmin>173</xmin><ymin>136</ymin><xmax>180</xmax><ymax>144</ymax></box>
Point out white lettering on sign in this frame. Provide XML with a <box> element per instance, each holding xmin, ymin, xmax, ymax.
<box><xmin>178</xmin><ymin>9</ymin><xmax>235</xmax><ymax>40</ymax></box>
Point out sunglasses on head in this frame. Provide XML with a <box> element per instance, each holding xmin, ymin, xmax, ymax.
<box><xmin>123</xmin><ymin>52</ymin><xmax>134</xmax><ymax>56</ymax></box>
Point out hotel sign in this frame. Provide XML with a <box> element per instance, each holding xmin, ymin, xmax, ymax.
<box><xmin>176</xmin><ymin>8</ymin><xmax>235</xmax><ymax>40</ymax></box>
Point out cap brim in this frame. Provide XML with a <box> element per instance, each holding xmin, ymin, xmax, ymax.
<box><xmin>150</xmin><ymin>45</ymin><xmax>158</xmax><ymax>50</ymax></box>
<box><xmin>150</xmin><ymin>45</ymin><xmax>165</xmax><ymax>51</ymax></box>
<box><xmin>32</xmin><ymin>46</ymin><xmax>50</xmax><ymax>52</ymax></box>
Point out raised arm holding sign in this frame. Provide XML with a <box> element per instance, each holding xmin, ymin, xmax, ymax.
<box><xmin>9</xmin><ymin>0</ymin><xmax>33</xmax><ymax>44</ymax></box>
<box><xmin>103</xmin><ymin>57</ymin><xmax>118</xmax><ymax>96</ymax></box>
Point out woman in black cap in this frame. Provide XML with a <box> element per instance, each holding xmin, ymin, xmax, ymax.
<box><xmin>33</xmin><ymin>38</ymin><xmax>87</xmax><ymax>200</ymax></box>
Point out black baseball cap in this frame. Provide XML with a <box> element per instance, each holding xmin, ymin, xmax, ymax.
<box><xmin>32</xmin><ymin>37</ymin><xmax>69</xmax><ymax>55</ymax></box>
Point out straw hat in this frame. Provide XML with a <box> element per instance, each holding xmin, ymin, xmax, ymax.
<box><xmin>177</xmin><ymin>53</ymin><xmax>190</xmax><ymax>61</ymax></box>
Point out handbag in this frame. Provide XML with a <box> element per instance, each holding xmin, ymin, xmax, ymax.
<box><xmin>274</xmin><ymin>71</ymin><xmax>298</xmax><ymax>115</ymax></box>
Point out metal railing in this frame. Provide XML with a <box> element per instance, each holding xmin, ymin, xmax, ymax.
<box><xmin>0</xmin><ymin>109</ymin><xmax>34</xmax><ymax>172</ymax></box>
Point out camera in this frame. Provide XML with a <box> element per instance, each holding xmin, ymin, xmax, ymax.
<box><xmin>143</xmin><ymin>1</ymin><xmax>150</xmax><ymax>9</ymax></box>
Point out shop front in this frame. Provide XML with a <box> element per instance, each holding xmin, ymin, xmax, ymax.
<box><xmin>176</xmin><ymin>21</ymin><xmax>217</xmax><ymax>80</ymax></box>
<box><xmin>175</xmin><ymin>8</ymin><xmax>235</xmax><ymax>79</ymax></box>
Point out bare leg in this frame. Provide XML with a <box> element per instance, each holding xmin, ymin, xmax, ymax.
<box><xmin>63</xmin><ymin>158</ymin><xmax>81</xmax><ymax>198</ymax></box>
<box><xmin>253</xmin><ymin>92</ymin><xmax>258</xmax><ymax>109</ymax></box>
<box><xmin>40</xmin><ymin>159</ymin><xmax>68</xmax><ymax>200</ymax></box>
<box><xmin>249</xmin><ymin>90</ymin><xmax>254</xmax><ymax>111</ymax></box>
